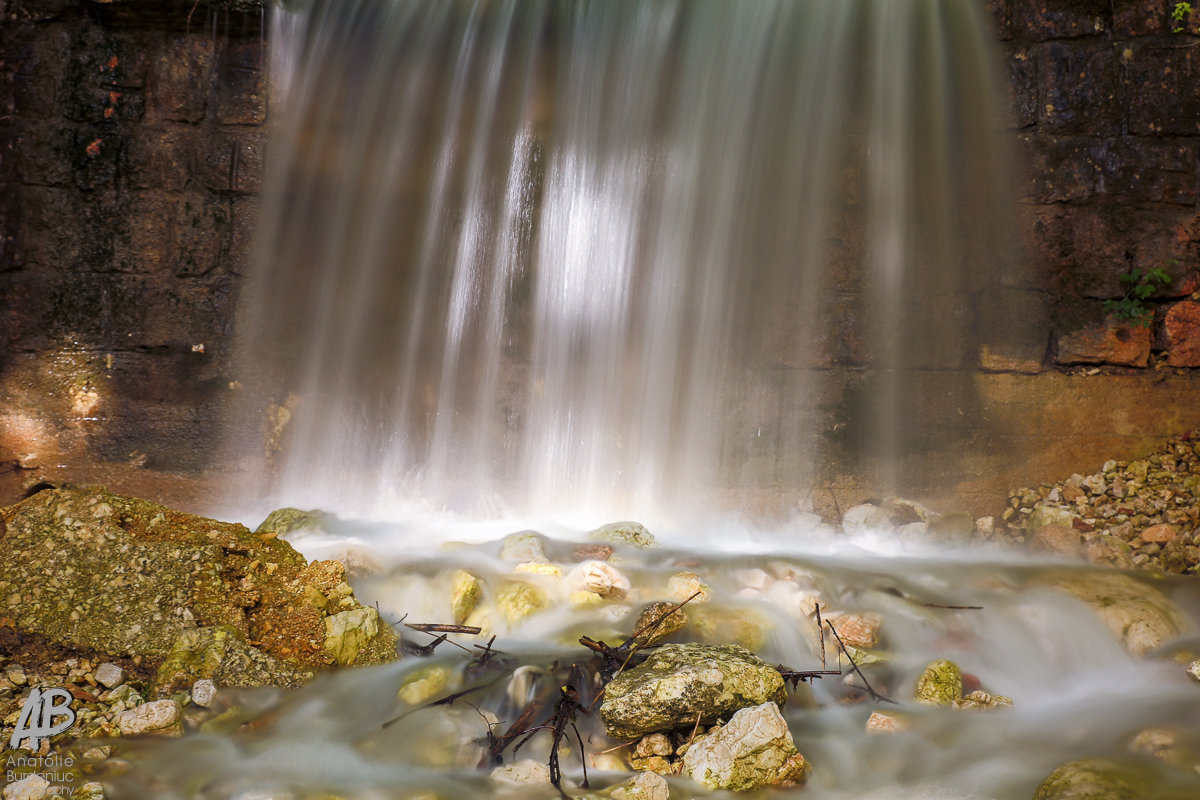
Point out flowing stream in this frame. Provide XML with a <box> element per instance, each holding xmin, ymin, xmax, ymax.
<box><xmin>143</xmin><ymin>2</ymin><xmax>1200</xmax><ymax>799</ymax></box>
<box><xmin>107</xmin><ymin>517</ymin><xmax>1200</xmax><ymax>799</ymax></box>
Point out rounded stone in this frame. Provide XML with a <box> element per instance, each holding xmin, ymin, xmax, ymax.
<box><xmin>599</xmin><ymin>643</ymin><xmax>786</xmax><ymax>739</ymax></box>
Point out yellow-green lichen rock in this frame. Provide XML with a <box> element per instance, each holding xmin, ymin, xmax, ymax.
<box><xmin>1034</xmin><ymin>757</ymin><xmax>1163</xmax><ymax>800</ymax></box>
<box><xmin>450</xmin><ymin>570</ymin><xmax>481</xmax><ymax>625</ymax></box>
<box><xmin>914</xmin><ymin>659</ymin><xmax>962</xmax><ymax>705</ymax></box>
<box><xmin>681</xmin><ymin>702</ymin><xmax>810</xmax><ymax>791</ymax></box>
<box><xmin>255</xmin><ymin>507</ymin><xmax>328</xmax><ymax>536</ymax></box>
<box><xmin>324</xmin><ymin>607</ymin><xmax>381</xmax><ymax>665</ymax></box>
<box><xmin>599</xmin><ymin>643</ymin><xmax>786</xmax><ymax>739</ymax></box>
<box><xmin>152</xmin><ymin>625</ymin><xmax>313</xmax><ymax>696</ymax></box>
<box><xmin>496</xmin><ymin>581</ymin><xmax>550</xmax><ymax>624</ymax></box>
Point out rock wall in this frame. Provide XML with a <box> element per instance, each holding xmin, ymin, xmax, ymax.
<box><xmin>991</xmin><ymin>0</ymin><xmax>1200</xmax><ymax>369</ymax></box>
<box><xmin>0</xmin><ymin>0</ymin><xmax>265</xmax><ymax>506</ymax></box>
<box><xmin>1</xmin><ymin>0</ymin><xmax>1199</xmax><ymax>513</ymax></box>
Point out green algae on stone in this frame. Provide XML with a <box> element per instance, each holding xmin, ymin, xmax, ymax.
<box><xmin>914</xmin><ymin>659</ymin><xmax>963</xmax><ymax>705</ymax></box>
<box><xmin>0</xmin><ymin>486</ymin><xmax>396</xmax><ymax>682</ymax></box>
<box><xmin>1034</xmin><ymin>757</ymin><xmax>1170</xmax><ymax>800</ymax></box>
<box><xmin>631</xmin><ymin>601</ymin><xmax>688</xmax><ymax>646</ymax></box>
<box><xmin>599</xmin><ymin>643</ymin><xmax>786</xmax><ymax>739</ymax></box>
<box><xmin>152</xmin><ymin>624</ymin><xmax>313</xmax><ymax>696</ymax></box>
<box><xmin>254</xmin><ymin>507</ymin><xmax>328</xmax><ymax>537</ymax></box>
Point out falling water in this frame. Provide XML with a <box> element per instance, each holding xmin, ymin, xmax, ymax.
<box><xmin>233</xmin><ymin>0</ymin><xmax>1015</xmax><ymax>523</ymax></box>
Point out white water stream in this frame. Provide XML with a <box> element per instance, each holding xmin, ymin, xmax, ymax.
<box><xmin>139</xmin><ymin>2</ymin><xmax>1200</xmax><ymax>799</ymax></box>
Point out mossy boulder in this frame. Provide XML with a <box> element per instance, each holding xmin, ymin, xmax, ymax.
<box><xmin>0</xmin><ymin>487</ymin><xmax>397</xmax><ymax>685</ymax></box>
<box><xmin>599</xmin><ymin>643</ymin><xmax>786</xmax><ymax>739</ymax></box>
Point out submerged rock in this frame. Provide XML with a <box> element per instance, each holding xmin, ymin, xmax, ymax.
<box><xmin>914</xmin><ymin>659</ymin><xmax>963</xmax><ymax>705</ymax></box>
<box><xmin>631</xmin><ymin>601</ymin><xmax>688</xmax><ymax>646</ymax></box>
<box><xmin>599</xmin><ymin>643</ymin><xmax>786</xmax><ymax>739</ymax></box>
<box><xmin>1037</xmin><ymin>571</ymin><xmax>1185</xmax><ymax>656</ymax></box>
<box><xmin>1033</xmin><ymin>757</ymin><xmax>1158</xmax><ymax>800</ymax></box>
<box><xmin>591</xmin><ymin>521</ymin><xmax>658</xmax><ymax>549</ymax></box>
<box><xmin>450</xmin><ymin>569</ymin><xmax>482</xmax><ymax>624</ymax></box>
<box><xmin>680</xmin><ymin>702</ymin><xmax>809</xmax><ymax>791</ymax></box>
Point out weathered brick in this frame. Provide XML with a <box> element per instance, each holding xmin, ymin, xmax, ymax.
<box><xmin>1021</xmin><ymin>135</ymin><xmax>1198</xmax><ymax>204</ymax></box>
<box><xmin>1163</xmin><ymin>301</ymin><xmax>1200</xmax><ymax>367</ymax></box>
<box><xmin>147</xmin><ymin>35</ymin><xmax>213</xmax><ymax>124</ymax></box>
<box><xmin>64</xmin><ymin>29</ymin><xmax>147</xmax><ymax>124</ymax></box>
<box><xmin>1054</xmin><ymin>303</ymin><xmax>1151</xmax><ymax>367</ymax></box>
<box><xmin>226</xmin><ymin>195</ymin><xmax>258</xmax><ymax>276</ymax></box>
<box><xmin>1112</xmin><ymin>0</ymin><xmax>1172</xmax><ymax>37</ymax></box>
<box><xmin>1005</xmin><ymin>46</ymin><xmax>1038</xmax><ymax>128</ymax></box>
<box><xmin>126</xmin><ymin>127</ymin><xmax>196</xmax><ymax>190</ymax></box>
<box><xmin>201</xmin><ymin>129</ymin><xmax>266</xmax><ymax>194</ymax></box>
<box><xmin>1038</xmin><ymin>41</ymin><xmax>1122</xmax><ymax>135</ymax></box>
<box><xmin>1124</xmin><ymin>42</ymin><xmax>1200</xmax><ymax>136</ymax></box>
<box><xmin>1015</xmin><ymin>0</ymin><xmax>1107</xmax><ymax>40</ymax></box>
<box><xmin>212</xmin><ymin>39</ymin><xmax>266</xmax><ymax>125</ymax></box>
<box><xmin>987</xmin><ymin>0</ymin><xmax>1012</xmax><ymax>41</ymax></box>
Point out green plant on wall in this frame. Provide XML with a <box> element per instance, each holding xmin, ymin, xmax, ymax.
<box><xmin>1104</xmin><ymin>266</ymin><xmax>1172</xmax><ymax>326</ymax></box>
<box><xmin>1174</xmin><ymin>2</ymin><xmax>1193</xmax><ymax>32</ymax></box>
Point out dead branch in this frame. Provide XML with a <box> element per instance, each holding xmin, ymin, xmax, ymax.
<box><xmin>823</xmin><ymin>620</ymin><xmax>896</xmax><ymax>705</ymax></box>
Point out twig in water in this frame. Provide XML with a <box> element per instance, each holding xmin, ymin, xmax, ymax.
<box><xmin>922</xmin><ymin>603</ymin><xmax>984</xmax><ymax>610</ymax></box>
<box><xmin>824</xmin><ymin>620</ymin><xmax>896</xmax><ymax>705</ymax></box>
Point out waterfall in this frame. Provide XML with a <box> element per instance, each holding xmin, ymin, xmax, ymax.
<box><xmin>234</xmin><ymin>0</ymin><xmax>1016</xmax><ymax>523</ymax></box>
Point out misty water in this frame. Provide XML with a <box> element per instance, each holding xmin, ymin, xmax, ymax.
<box><xmin>104</xmin><ymin>0</ymin><xmax>1200</xmax><ymax>798</ymax></box>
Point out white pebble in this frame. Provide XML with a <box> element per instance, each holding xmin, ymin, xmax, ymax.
<box><xmin>191</xmin><ymin>678</ymin><xmax>217</xmax><ymax>708</ymax></box>
<box><xmin>117</xmin><ymin>699</ymin><xmax>180</xmax><ymax>735</ymax></box>
<box><xmin>2</xmin><ymin>774</ymin><xmax>49</xmax><ymax>800</ymax></box>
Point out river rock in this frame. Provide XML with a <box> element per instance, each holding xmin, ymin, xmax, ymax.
<box><xmin>680</xmin><ymin>702</ymin><xmax>809</xmax><ymax>791</ymax></box>
<box><xmin>1038</xmin><ymin>571</ymin><xmax>1184</xmax><ymax>656</ymax></box>
<box><xmin>2</xmin><ymin>775</ymin><xmax>49</xmax><ymax>800</ymax></box>
<box><xmin>591</xmin><ymin>521</ymin><xmax>657</xmax><ymax>549</ymax></box>
<box><xmin>152</xmin><ymin>625</ymin><xmax>313</xmax><ymax>697</ymax></box>
<box><xmin>953</xmin><ymin>690</ymin><xmax>1013</xmax><ymax>710</ymax></box>
<box><xmin>599</xmin><ymin>643</ymin><xmax>786</xmax><ymax>739</ymax></box>
<box><xmin>496</xmin><ymin>581</ymin><xmax>550</xmax><ymax>624</ymax></box>
<box><xmin>254</xmin><ymin>507</ymin><xmax>327</xmax><ymax>537</ymax></box>
<box><xmin>631</xmin><ymin>601</ymin><xmax>688</xmax><ymax>646</ymax></box>
<box><xmin>116</xmin><ymin>698</ymin><xmax>182</xmax><ymax>736</ymax></box>
<box><xmin>450</xmin><ymin>570</ymin><xmax>481</xmax><ymax>624</ymax></box>
<box><xmin>608</xmin><ymin>771</ymin><xmax>669</xmax><ymax>800</ymax></box>
<box><xmin>324</xmin><ymin>607</ymin><xmax>382</xmax><ymax>665</ymax></box>
<box><xmin>191</xmin><ymin>678</ymin><xmax>217</xmax><ymax>707</ymax></box>
<box><xmin>570</xmin><ymin>560</ymin><xmax>631</xmax><ymax>599</ymax></box>
<box><xmin>491</xmin><ymin>758</ymin><xmax>551</xmax><ymax>785</ymax></box>
<box><xmin>1033</xmin><ymin>757</ymin><xmax>1156</xmax><ymax>800</ymax></box>
<box><xmin>828</xmin><ymin>612</ymin><xmax>882</xmax><ymax>649</ymax></box>
<box><xmin>95</xmin><ymin>662</ymin><xmax>124</xmax><ymax>689</ymax></box>
<box><xmin>0</xmin><ymin>487</ymin><xmax>396</xmax><ymax>677</ymax></box>
<box><xmin>865</xmin><ymin>710</ymin><xmax>910</xmax><ymax>733</ymax></box>
<box><xmin>914</xmin><ymin>659</ymin><xmax>963</xmax><ymax>705</ymax></box>
<box><xmin>1033</xmin><ymin>524</ymin><xmax>1084</xmax><ymax>557</ymax></box>
<box><xmin>1188</xmin><ymin>660</ymin><xmax>1200</xmax><ymax>684</ymax></box>
<box><xmin>498</xmin><ymin>531</ymin><xmax>549</xmax><ymax>563</ymax></box>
